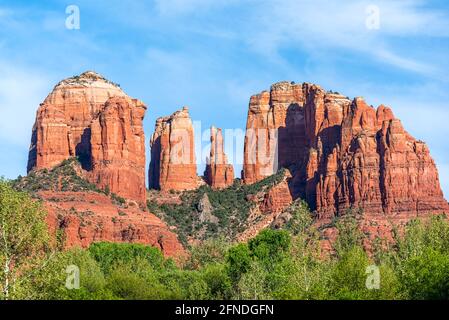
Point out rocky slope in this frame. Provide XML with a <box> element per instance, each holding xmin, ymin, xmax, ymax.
<box><xmin>14</xmin><ymin>159</ymin><xmax>184</xmax><ymax>257</ymax></box>
<box><xmin>27</xmin><ymin>71</ymin><xmax>146</xmax><ymax>203</ymax></box>
<box><xmin>43</xmin><ymin>191</ymin><xmax>183</xmax><ymax>257</ymax></box>
<box><xmin>243</xmin><ymin>81</ymin><xmax>448</xmax><ymax>218</ymax></box>
<box><xmin>204</xmin><ymin>126</ymin><xmax>234</xmax><ymax>189</ymax></box>
<box><xmin>148</xmin><ymin>107</ymin><xmax>199</xmax><ymax>191</ymax></box>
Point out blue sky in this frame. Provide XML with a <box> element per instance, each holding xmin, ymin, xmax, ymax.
<box><xmin>0</xmin><ymin>0</ymin><xmax>448</xmax><ymax>197</ymax></box>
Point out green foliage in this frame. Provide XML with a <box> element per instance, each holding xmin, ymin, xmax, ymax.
<box><xmin>248</xmin><ymin>229</ymin><xmax>291</xmax><ymax>266</ymax></box>
<box><xmin>283</xmin><ymin>200</ymin><xmax>313</xmax><ymax>236</ymax></box>
<box><xmin>237</xmin><ymin>261</ymin><xmax>271</xmax><ymax>299</ymax></box>
<box><xmin>111</xmin><ymin>193</ymin><xmax>126</xmax><ymax>206</ymax></box>
<box><xmin>88</xmin><ymin>242</ymin><xmax>167</xmax><ymax>274</ymax></box>
<box><xmin>0</xmin><ymin>179</ymin><xmax>50</xmax><ymax>299</ymax></box>
<box><xmin>105</xmin><ymin>259</ymin><xmax>168</xmax><ymax>300</ymax></box>
<box><xmin>399</xmin><ymin>248</ymin><xmax>449</xmax><ymax>299</ymax></box>
<box><xmin>333</xmin><ymin>209</ymin><xmax>365</xmax><ymax>256</ymax></box>
<box><xmin>200</xmin><ymin>263</ymin><xmax>232</xmax><ymax>299</ymax></box>
<box><xmin>226</xmin><ymin>243</ymin><xmax>252</xmax><ymax>282</ymax></box>
<box><xmin>382</xmin><ymin>215</ymin><xmax>449</xmax><ymax>300</ymax></box>
<box><xmin>329</xmin><ymin>246</ymin><xmax>370</xmax><ymax>299</ymax></box>
<box><xmin>3</xmin><ymin>171</ymin><xmax>449</xmax><ymax>300</ymax></box>
<box><xmin>148</xmin><ymin>169</ymin><xmax>288</xmax><ymax>245</ymax></box>
<box><xmin>13</xmin><ymin>158</ymin><xmax>102</xmax><ymax>195</ymax></box>
<box><xmin>185</xmin><ymin>237</ymin><xmax>230</xmax><ymax>270</ymax></box>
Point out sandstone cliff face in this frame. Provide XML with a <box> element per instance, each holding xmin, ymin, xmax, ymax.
<box><xmin>243</xmin><ymin>82</ymin><xmax>308</xmax><ymax>185</ymax></box>
<box><xmin>149</xmin><ymin>107</ymin><xmax>198</xmax><ymax>191</ymax></box>
<box><xmin>90</xmin><ymin>97</ymin><xmax>147</xmax><ymax>204</ymax></box>
<box><xmin>27</xmin><ymin>71</ymin><xmax>146</xmax><ymax>203</ymax></box>
<box><xmin>244</xmin><ymin>82</ymin><xmax>449</xmax><ymax>217</ymax></box>
<box><xmin>28</xmin><ymin>71</ymin><xmax>126</xmax><ymax>172</ymax></box>
<box><xmin>204</xmin><ymin>126</ymin><xmax>234</xmax><ymax>189</ymax></box>
<box><xmin>42</xmin><ymin>191</ymin><xmax>184</xmax><ymax>257</ymax></box>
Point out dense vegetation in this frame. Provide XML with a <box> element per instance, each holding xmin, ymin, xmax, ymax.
<box><xmin>148</xmin><ymin>170</ymin><xmax>287</xmax><ymax>245</ymax></box>
<box><xmin>2</xmin><ymin>178</ymin><xmax>449</xmax><ymax>300</ymax></box>
<box><xmin>12</xmin><ymin>158</ymin><xmax>126</xmax><ymax>204</ymax></box>
<box><xmin>13</xmin><ymin>158</ymin><xmax>101</xmax><ymax>195</ymax></box>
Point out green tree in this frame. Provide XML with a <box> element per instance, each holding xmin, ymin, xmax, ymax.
<box><xmin>248</xmin><ymin>229</ymin><xmax>291</xmax><ymax>266</ymax></box>
<box><xmin>88</xmin><ymin>242</ymin><xmax>167</xmax><ymax>274</ymax></box>
<box><xmin>185</xmin><ymin>237</ymin><xmax>229</xmax><ymax>270</ymax></box>
<box><xmin>226</xmin><ymin>243</ymin><xmax>252</xmax><ymax>282</ymax></box>
<box><xmin>272</xmin><ymin>236</ymin><xmax>330</xmax><ymax>300</ymax></box>
<box><xmin>0</xmin><ymin>179</ymin><xmax>50</xmax><ymax>299</ymax></box>
<box><xmin>237</xmin><ymin>261</ymin><xmax>271</xmax><ymax>300</ymax></box>
<box><xmin>400</xmin><ymin>248</ymin><xmax>449</xmax><ymax>300</ymax></box>
<box><xmin>334</xmin><ymin>209</ymin><xmax>364</xmax><ymax>257</ymax></box>
<box><xmin>329</xmin><ymin>246</ymin><xmax>370</xmax><ymax>299</ymax></box>
<box><xmin>200</xmin><ymin>263</ymin><xmax>232</xmax><ymax>299</ymax></box>
<box><xmin>21</xmin><ymin>248</ymin><xmax>110</xmax><ymax>300</ymax></box>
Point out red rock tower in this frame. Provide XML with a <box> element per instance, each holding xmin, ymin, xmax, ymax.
<box><xmin>27</xmin><ymin>71</ymin><xmax>147</xmax><ymax>203</ymax></box>
<box><xmin>89</xmin><ymin>96</ymin><xmax>147</xmax><ymax>204</ymax></box>
<box><xmin>148</xmin><ymin>107</ymin><xmax>198</xmax><ymax>191</ymax></box>
<box><xmin>204</xmin><ymin>126</ymin><xmax>234</xmax><ymax>189</ymax></box>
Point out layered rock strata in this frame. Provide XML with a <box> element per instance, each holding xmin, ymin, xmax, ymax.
<box><xmin>148</xmin><ymin>107</ymin><xmax>198</xmax><ymax>191</ymax></box>
<box><xmin>27</xmin><ymin>71</ymin><xmax>146</xmax><ymax>203</ymax></box>
<box><xmin>204</xmin><ymin>126</ymin><xmax>234</xmax><ymax>189</ymax></box>
<box><xmin>89</xmin><ymin>96</ymin><xmax>147</xmax><ymax>203</ymax></box>
<box><xmin>243</xmin><ymin>81</ymin><xmax>448</xmax><ymax>217</ymax></box>
<box><xmin>42</xmin><ymin>191</ymin><xmax>184</xmax><ymax>257</ymax></box>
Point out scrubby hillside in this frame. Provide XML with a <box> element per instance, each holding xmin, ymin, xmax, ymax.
<box><xmin>147</xmin><ymin>170</ymin><xmax>289</xmax><ymax>245</ymax></box>
<box><xmin>14</xmin><ymin>158</ymin><xmax>102</xmax><ymax>195</ymax></box>
<box><xmin>10</xmin><ymin>158</ymin><xmax>185</xmax><ymax>257</ymax></box>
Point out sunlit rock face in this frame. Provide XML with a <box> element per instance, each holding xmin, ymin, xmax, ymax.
<box><xmin>42</xmin><ymin>191</ymin><xmax>185</xmax><ymax>258</ymax></box>
<box><xmin>89</xmin><ymin>96</ymin><xmax>147</xmax><ymax>204</ymax></box>
<box><xmin>27</xmin><ymin>71</ymin><xmax>147</xmax><ymax>203</ymax></box>
<box><xmin>204</xmin><ymin>126</ymin><xmax>234</xmax><ymax>189</ymax></box>
<box><xmin>243</xmin><ymin>81</ymin><xmax>449</xmax><ymax>217</ymax></box>
<box><xmin>243</xmin><ymin>81</ymin><xmax>308</xmax><ymax>185</ymax></box>
<box><xmin>148</xmin><ymin>107</ymin><xmax>199</xmax><ymax>192</ymax></box>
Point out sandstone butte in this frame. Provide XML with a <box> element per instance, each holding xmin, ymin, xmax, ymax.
<box><xmin>27</xmin><ymin>71</ymin><xmax>146</xmax><ymax>204</ymax></box>
<box><xmin>148</xmin><ymin>107</ymin><xmax>199</xmax><ymax>191</ymax></box>
<box><xmin>204</xmin><ymin>126</ymin><xmax>235</xmax><ymax>189</ymax></box>
<box><xmin>26</xmin><ymin>71</ymin><xmax>184</xmax><ymax>257</ymax></box>
<box><xmin>243</xmin><ymin>81</ymin><xmax>449</xmax><ymax>218</ymax></box>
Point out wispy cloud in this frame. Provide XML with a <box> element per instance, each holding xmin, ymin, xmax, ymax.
<box><xmin>240</xmin><ymin>0</ymin><xmax>449</xmax><ymax>76</ymax></box>
<box><xmin>0</xmin><ymin>0</ymin><xmax>447</xmax><ymax>194</ymax></box>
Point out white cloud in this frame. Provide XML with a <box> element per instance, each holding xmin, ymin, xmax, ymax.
<box><xmin>0</xmin><ymin>62</ymin><xmax>52</xmax><ymax>147</ymax></box>
<box><xmin>374</xmin><ymin>50</ymin><xmax>437</xmax><ymax>75</ymax></box>
<box><xmin>239</xmin><ymin>0</ymin><xmax>449</xmax><ymax>75</ymax></box>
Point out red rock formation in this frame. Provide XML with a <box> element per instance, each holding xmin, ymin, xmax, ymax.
<box><xmin>236</xmin><ymin>171</ymin><xmax>293</xmax><ymax>242</ymax></box>
<box><xmin>28</xmin><ymin>71</ymin><xmax>126</xmax><ymax>172</ymax></box>
<box><xmin>243</xmin><ymin>82</ymin><xmax>308</xmax><ymax>185</ymax></box>
<box><xmin>90</xmin><ymin>97</ymin><xmax>147</xmax><ymax>204</ymax></box>
<box><xmin>27</xmin><ymin>71</ymin><xmax>146</xmax><ymax>203</ymax></box>
<box><xmin>42</xmin><ymin>191</ymin><xmax>184</xmax><ymax>258</ymax></box>
<box><xmin>244</xmin><ymin>82</ymin><xmax>449</xmax><ymax>218</ymax></box>
<box><xmin>204</xmin><ymin>126</ymin><xmax>234</xmax><ymax>189</ymax></box>
<box><xmin>149</xmin><ymin>107</ymin><xmax>198</xmax><ymax>191</ymax></box>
